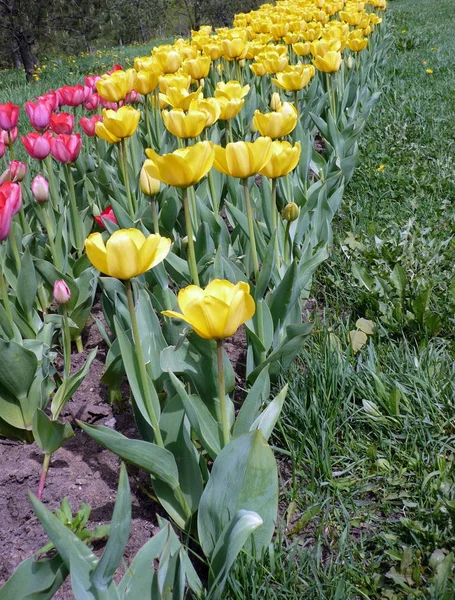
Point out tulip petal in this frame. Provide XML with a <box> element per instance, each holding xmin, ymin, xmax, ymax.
<box><xmin>224</xmin><ymin>287</ymin><xmax>256</xmax><ymax>337</ymax></box>
<box><xmin>105</xmin><ymin>230</ymin><xmax>140</xmax><ymax>279</ymax></box>
<box><xmin>125</xmin><ymin>228</ymin><xmax>146</xmax><ymax>250</ymax></box>
<box><xmin>178</xmin><ymin>285</ymin><xmax>205</xmax><ymax>312</ymax></box>
<box><xmin>139</xmin><ymin>234</ymin><xmax>171</xmax><ymax>272</ymax></box>
<box><xmin>204</xmin><ymin>279</ymin><xmax>237</xmax><ymax>304</ymax></box>
<box><xmin>85</xmin><ymin>232</ymin><xmax>109</xmax><ymax>274</ymax></box>
<box><xmin>183</xmin><ymin>295</ymin><xmax>230</xmax><ymax>339</ymax></box>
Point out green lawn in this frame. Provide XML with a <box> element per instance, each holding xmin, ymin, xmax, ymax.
<box><xmin>227</xmin><ymin>0</ymin><xmax>455</xmax><ymax>598</ymax></box>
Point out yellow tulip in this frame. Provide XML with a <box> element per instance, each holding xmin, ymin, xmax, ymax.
<box><xmin>179</xmin><ymin>45</ymin><xmax>199</xmax><ymax>60</ymax></box>
<box><xmin>221</xmin><ymin>37</ymin><xmax>248</xmax><ymax>60</ymax></box>
<box><xmin>159</xmin><ymin>73</ymin><xmax>192</xmax><ymax>93</ymax></box>
<box><xmin>183</xmin><ymin>55</ymin><xmax>211</xmax><ymax>80</ymax></box>
<box><xmin>217</xmin><ymin>96</ymin><xmax>244</xmax><ymax>120</ymax></box>
<box><xmin>283</xmin><ymin>32</ymin><xmax>301</xmax><ymax>45</ymax></box>
<box><xmin>259</xmin><ymin>141</ymin><xmax>301</xmax><ymax>179</ymax></box>
<box><xmin>154</xmin><ymin>50</ymin><xmax>182</xmax><ymax>74</ymax></box>
<box><xmin>162</xmin><ymin>108</ymin><xmax>208</xmax><ymax>138</ymax></box>
<box><xmin>159</xmin><ymin>86</ymin><xmax>202</xmax><ymax>110</ymax></box>
<box><xmin>250</xmin><ymin>62</ymin><xmax>268</xmax><ymax>77</ymax></box>
<box><xmin>271</xmin><ymin>22</ymin><xmax>289</xmax><ymax>40</ymax></box>
<box><xmin>213</xmin><ymin>137</ymin><xmax>273</xmax><ymax>179</ymax></box>
<box><xmin>189</xmin><ymin>97</ymin><xmax>221</xmax><ymax>127</ymax></box>
<box><xmin>272</xmin><ymin>64</ymin><xmax>315</xmax><ymax>91</ymax></box>
<box><xmin>347</xmin><ymin>36</ymin><xmax>368</xmax><ymax>52</ymax></box>
<box><xmin>261</xmin><ymin>51</ymin><xmax>289</xmax><ymax>74</ymax></box>
<box><xmin>270</xmin><ymin>92</ymin><xmax>282</xmax><ymax>111</ymax></box>
<box><xmin>253</xmin><ymin>103</ymin><xmax>297</xmax><ymax>138</ymax></box>
<box><xmin>144</xmin><ymin>141</ymin><xmax>215</xmax><ymax>188</ymax></box>
<box><xmin>85</xmin><ymin>229</ymin><xmax>171</xmax><ymax>280</ymax></box>
<box><xmin>310</xmin><ymin>38</ymin><xmax>341</xmax><ymax>57</ymax></box>
<box><xmin>140</xmin><ymin>165</ymin><xmax>161</xmax><ymax>196</ymax></box>
<box><xmin>95</xmin><ymin>121</ymin><xmax>121</xmax><ymax>144</ymax></box>
<box><xmin>202</xmin><ymin>43</ymin><xmax>224</xmax><ymax>61</ymax></box>
<box><xmin>96</xmin><ymin>72</ymin><xmax>129</xmax><ymax>102</ymax></box>
<box><xmin>293</xmin><ymin>42</ymin><xmax>311</xmax><ymax>57</ymax></box>
<box><xmin>162</xmin><ymin>280</ymin><xmax>255</xmax><ymax>340</ymax></box>
<box><xmin>312</xmin><ymin>51</ymin><xmax>342</xmax><ymax>73</ymax></box>
<box><xmin>134</xmin><ymin>70</ymin><xmax>160</xmax><ymax>95</ymax></box>
<box><xmin>134</xmin><ymin>56</ymin><xmax>161</xmax><ymax>73</ymax></box>
<box><xmin>214</xmin><ymin>80</ymin><xmax>250</xmax><ymax>100</ymax></box>
<box><xmin>100</xmin><ymin>106</ymin><xmax>140</xmax><ymax>140</ymax></box>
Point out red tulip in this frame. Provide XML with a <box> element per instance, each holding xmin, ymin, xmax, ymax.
<box><xmin>21</xmin><ymin>132</ymin><xmax>52</xmax><ymax>160</ymax></box>
<box><xmin>84</xmin><ymin>93</ymin><xmax>101</xmax><ymax>111</ymax></box>
<box><xmin>0</xmin><ymin>181</ymin><xmax>21</xmax><ymax>240</ymax></box>
<box><xmin>25</xmin><ymin>100</ymin><xmax>52</xmax><ymax>131</ymax></box>
<box><xmin>94</xmin><ymin>205</ymin><xmax>117</xmax><ymax>229</ymax></box>
<box><xmin>49</xmin><ymin>112</ymin><xmax>74</xmax><ymax>135</ymax></box>
<box><xmin>80</xmin><ymin>115</ymin><xmax>102</xmax><ymax>137</ymax></box>
<box><xmin>36</xmin><ymin>91</ymin><xmax>59</xmax><ymax>112</ymax></box>
<box><xmin>58</xmin><ymin>84</ymin><xmax>91</xmax><ymax>108</ymax></box>
<box><xmin>0</xmin><ymin>103</ymin><xmax>20</xmax><ymax>131</ymax></box>
<box><xmin>0</xmin><ymin>127</ymin><xmax>18</xmax><ymax>146</ymax></box>
<box><xmin>107</xmin><ymin>64</ymin><xmax>123</xmax><ymax>74</ymax></box>
<box><xmin>9</xmin><ymin>161</ymin><xmax>27</xmax><ymax>183</ymax></box>
<box><xmin>51</xmin><ymin>133</ymin><xmax>82</xmax><ymax>163</ymax></box>
<box><xmin>31</xmin><ymin>175</ymin><xmax>49</xmax><ymax>203</ymax></box>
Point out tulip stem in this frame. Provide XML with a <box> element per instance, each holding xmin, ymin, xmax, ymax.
<box><xmin>64</xmin><ymin>164</ymin><xmax>84</xmax><ymax>256</ymax></box>
<box><xmin>293</xmin><ymin>91</ymin><xmax>299</xmax><ymax>119</ymax></box>
<box><xmin>271</xmin><ymin>178</ymin><xmax>280</xmax><ymax>272</ymax></box>
<box><xmin>37</xmin><ymin>453</ymin><xmax>51</xmax><ymax>500</ymax></box>
<box><xmin>125</xmin><ymin>278</ymin><xmax>164</xmax><ymax>447</ymax></box>
<box><xmin>325</xmin><ymin>73</ymin><xmax>337</xmax><ymax>120</ymax></box>
<box><xmin>284</xmin><ymin>221</ymin><xmax>292</xmax><ymax>264</ymax></box>
<box><xmin>182</xmin><ymin>187</ymin><xmax>199</xmax><ymax>286</ymax></box>
<box><xmin>0</xmin><ymin>261</ymin><xmax>14</xmax><ymax>337</ymax></box>
<box><xmin>144</xmin><ymin>94</ymin><xmax>153</xmax><ymax>145</ymax></box>
<box><xmin>242</xmin><ymin>178</ymin><xmax>259</xmax><ymax>281</ymax></box>
<box><xmin>39</xmin><ymin>203</ymin><xmax>60</xmax><ymax>270</ymax></box>
<box><xmin>44</xmin><ymin>155</ymin><xmax>59</xmax><ymax>211</ymax></box>
<box><xmin>226</xmin><ymin>119</ymin><xmax>233</xmax><ymax>145</ymax></box>
<box><xmin>62</xmin><ymin>305</ymin><xmax>71</xmax><ymax>379</ymax></box>
<box><xmin>208</xmin><ymin>168</ymin><xmax>219</xmax><ymax>215</ymax></box>
<box><xmin>188</xmin><ymin>184</ymin><xmax>198</xmax><ymax>233</ymax></box>
<box><xmin>7</xmin><ymin>131</ymin><xmax>15</xmax><ymax>160</ymax></box>
<box><xmin>151</xmin><ymin>196</ymin><xmax>160</xmax><ymax>234</ymax></box>
<box><xmin>9</xmin><ymin>226</ymin><xmax>21</xmax><ymax>273</ymax></box>
<box><xmin>217</xmin><ymin>340</ymin><xmax>230</xmax><ymax>447</ymax></box>
<box><xmin>119</xmin><ymin>140</ymin><xmax>135</xmax><ymax>219</ymax></box>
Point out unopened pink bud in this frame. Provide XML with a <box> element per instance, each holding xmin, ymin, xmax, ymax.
<box><xmin>53</xmin><ymin>279</ymin><xmax>71</xmax><ymax>304</ymax></box>
<box><xmin>31</xmin><ymin>175</ymin><xmax>49</xmax><ymax>203</ymax></box>
<box><xmin>9</xmin><ymin>160</ymin><xmax>27</xmax><ymax>183</ymax></box>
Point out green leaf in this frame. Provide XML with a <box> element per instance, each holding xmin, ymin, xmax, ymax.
<box><xmin>168</xmin><ymin>371</ymin><xmax>222</xmax><ymax>460</ymax></box>
<box><xmin>0</xmin><ymin>338</ymin><xmax>37</xmax><ymax>400</ymax></box>
<box><xmin>51</xmin><ymin>349</ymin><xmax>97</xmax><ymax>419</ymax></box>
<box><xmin>255</xmin><ymin>233</ymin><xmax>276</xmax><ymax>300</ymax></box>
<box><xmin>198</xmin><ymin>430</ymin><xmax>278</xmax><ymax>559</ymax></box>
<box><xmin>233</xmin><ymin>366</ymin><xmax>270</xmax><ymax>437</ymax></box>
<box><xmin>17</xmin><ymin>247</ymin><xmax>37</xmax><ymax>315</ymax></box>
<box><xmin>207</xmin><ymin>510</ymin><xmax>263</xmax><ymax>600</ymax></box>
<box><xmin>91</xmin><ymin>463</ymin><xmax>131</xmax><ymax>591</ymax></box>
<box><xmin>352</xmin><ymin>262</ymin><xmax>375</xmax><ymax>292</ymax></box>
<box><xmin>78</xmin><ymin>423</ymin><xmax>181</xmax><ymax>492</ymax></box>
<box><xmin>390</xmin><ymin>263</ymin><xmax>406</xmax><ymax>300</ymax></box>
<box><xmin>0</xmin><ymin>554</ymin><xmax>68</xmax><ymax>600</ymax></box>
<box><xmin>249</xmin><ymin>384</ymin><xmax>287</xmax><ymax>441</ymax></box>
<box><xmin>32</xmin><ymin>409</ymin><xmax>74</xmax><ymax>454</ymax></box>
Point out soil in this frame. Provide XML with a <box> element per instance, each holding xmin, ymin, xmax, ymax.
<box><xmin>0</xmin><ymin>303</ymin><xmax>249</xmax><ymax>597</ymax></box>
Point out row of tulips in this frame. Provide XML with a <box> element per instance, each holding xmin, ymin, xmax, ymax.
<box><xmin>0</xmin><ymin>0</ymin><xmax>389</xmax><ymax>598</ymax></box>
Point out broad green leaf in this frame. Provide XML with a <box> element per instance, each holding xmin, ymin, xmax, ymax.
<box><xmin>0</xmin><ymin>554</ymin><xmax>67</xmax><ymax>600</ymax></box>
<box><xmin>91</xmin><ymin>464</ymin><xmax>131</xmax><ymax>591</ymax></box>
<box><xmin>198</xmin><ymin>430</ymin><xmax>278</xmax><ymax>558</ymax></box>
<box><xmin>249</xmin><ymin>384</ymin><xmax>287</xmax><ymax>441</ymax></box>
<box><xmin>0</xmin><ymin>338</ymin><xmax>37</xmax><ymax>400</ymax></box>
<box><xmin>233</xmin><ymin>366</ymin><xmax>270</xmax><ymax>437</ymax></box>
<box><xmin>32</xmin><ymin>409</ymin><xmax>74</xmax><ymax>454</ymax></box>
<box><xmin>78</xmin><ymin>423</ymin><xmax>181</xmax><ymax>492</ymax></box>
<box><xmin>207</xmin><ymin>510</ymin><xmax>263</xmax><ymax>600</ymax></box>
<box><xmin>17</xmin><ymin>248</ymin><xmax>37</xmax><ymax>315</ymax></box>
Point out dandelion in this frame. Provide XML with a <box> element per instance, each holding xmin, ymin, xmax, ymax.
<box><xmin>377</xmin><ymin>164</ymin><xmax>385</xmax><ymax>172</ymax></box>
<box><xmin>426</xmin><ymin>69</ymin><xmax>433</xmax><ymax>74</ymax></box>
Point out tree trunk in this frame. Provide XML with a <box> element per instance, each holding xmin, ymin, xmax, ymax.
<box><xmin>15</xmin><ymin>29</ymin><xmax>38</xmax><ymax>81</ymax></box>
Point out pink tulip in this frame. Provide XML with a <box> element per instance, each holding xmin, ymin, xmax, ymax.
<box><xmin>94</xmin><ymin>206</ymin><xmax>117</xmax><ymax>229</ymax></box>
<box><xmin>21</xmin><ymin>132</ymin><xmax>52</xmax><ymax>160</ymax></box>
<box><xmin>84</xmin><ymin>93</ymin><xmax>101</xmax><ymax>111</ymax></box>
<box><xmin>9</xmin><ymin>160</ymin><xmax>27</xmax><ymax>183</ymax></box>
<box><xmin>36</xmin><ymin>91</ymin><xmax>59</xmax><ymax>112</ymax></box>
<box><xmin>0</xmin><ymin>103</ymin><xmax>20</xmax><ymax>131</ymax></box>
<box><xmin>0</xmin><ymin>127</ymin><xmax>18</xmax><ymax>146</ymax></box>
<box><xmin>58</xmin><ymin>84</ymin><xmax>90</xmax><ymax>108</ymax></box>
<box><xmin>25</xmin><ymin>100</ymin><xmax>52</xmax><ymax>131</ymax></box>
<box><xmin>53</xmin><ymin>279</ymin><xmax>71</xmax><ymax>304</ymax></box>
<box><xmin>31</xmin><ymin>175</ymin><xmax>49</xmax><ymax>203</ymax></box>
<box><xmin>80</xmin><ymin>115</ymin><xmax>102</xmax><ymax>137</ymax></box>
<box><xmin>51</xmin><ymin>133</ymin><xmax>82</xmax><ymax>163</ymax></box>
<box><xmin>0</xmin><ymin>139</ymin><xmax>5</xmax><ymax>159</ymax></box>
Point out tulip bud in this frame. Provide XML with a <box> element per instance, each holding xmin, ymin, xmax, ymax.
<box><xmin>53</xmin><ymin>279</ymin><xmax>71</xmax><ymax>304</ymax></box>
<box><xmin>347</xmin><ymin>56</ymin><xmax>354</xmax><ymax>69</ymax></box>
<box><xmin>140</xmin><ymin>165</ymin><xmax>161</xmax><ymax>196</ymax></box>
<box><xmin>250</xmin><ymin>119</ymin><xmax>258</xmax><ymax>134</ymax></box>
<box><xmin>282</xmin><ymin>202</ymin><xmax>300</xmax><ymax>222</ymax></box>
<box><xmin>270</xmin><ymin>93</ymin><xmax>282</xmax><ymax>111</ymax></box>
<box><xmin>239</xmin><ymin>59</ymin><xmax>245</xmax><ymax>68</ymax></box>
<box><xmin>9</xmin><ymin>160</ymin><xmax>27</xmax><ymax>183</ymax></box>
<box><xmin>31</xmin><ymin>175</ymin><xmax>49</xmax><ymax>203</ymax></box>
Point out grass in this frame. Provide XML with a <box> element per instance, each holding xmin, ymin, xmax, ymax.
<box><xmin>226</xmin><ymin>0</ymin><xmax>455</xmax><ymax>597</ymax></box>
